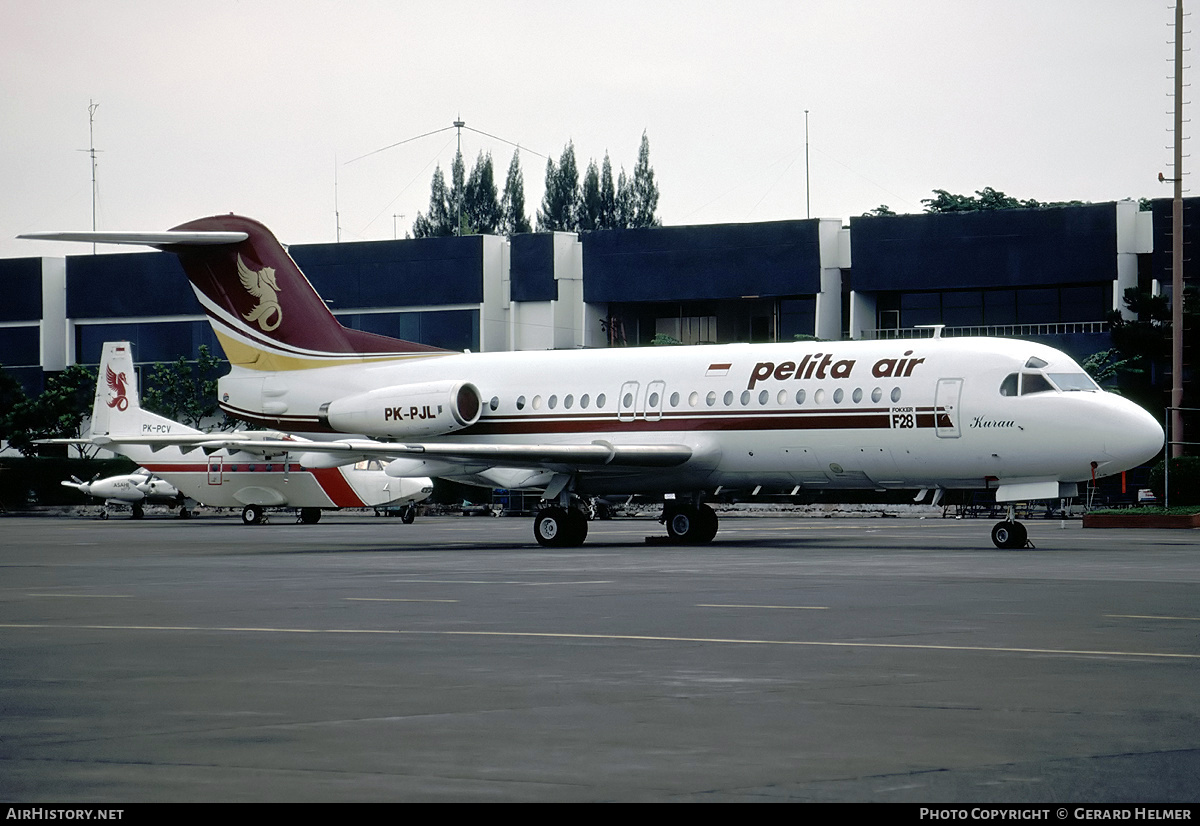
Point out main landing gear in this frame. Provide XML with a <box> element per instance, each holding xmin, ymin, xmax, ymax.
<box><xmin>661</xmin><ymin>502</ymin><xmax>719</xmax><ymax>545</ymax></box>
<box><xmin>241</xmin><ymin>504</ymin><xmax>268</xmax><ymax>526</ymax></box>
<box><xmin>533</xmin><ymin>505</ymin><xmax>589</xmax><ymax>547</ymax></box>
<box><xmin>531</xmin><ymin>497</ymin><xmax>722</xmax><ymax>548</ymax></box>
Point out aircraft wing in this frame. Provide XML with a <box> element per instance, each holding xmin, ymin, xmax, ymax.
<box><xmin>70</xmin><ymin>433</ymin><xmax>694</xmax><ymax>469</ymax></box>
<box><xmin>176</xmin><ymin>437</ymin><xmax>694</xmax><ymax>468</ymax></box>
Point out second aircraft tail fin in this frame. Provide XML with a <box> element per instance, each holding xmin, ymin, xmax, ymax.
<box><xmin>92</xmin><ymin>341</ymin><xmax>201</xmax><ymax>438</ymax></box>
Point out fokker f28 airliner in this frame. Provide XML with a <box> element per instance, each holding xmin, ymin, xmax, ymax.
<box><xmin>22</xmin><ymin>215</ymin><xmax>1164</xmax><ymax>548</ymax></box>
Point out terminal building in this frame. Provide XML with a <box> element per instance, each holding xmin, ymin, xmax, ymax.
<box><xmin>0</xmin><ymin>198</ymin><xmax>1191</xmax><ymax>400</ymax></box>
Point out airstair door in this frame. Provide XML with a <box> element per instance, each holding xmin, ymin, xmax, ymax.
<box><xmin>935</xmin><ymin>378</ymin><xmax>963</xmax><ymax>439</ymax></box>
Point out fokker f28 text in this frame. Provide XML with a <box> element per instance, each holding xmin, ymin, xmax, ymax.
<box><xmin>21</xmin><ymin>215</ymin><xmax>1164</xmax><ymax>548</ymax></box>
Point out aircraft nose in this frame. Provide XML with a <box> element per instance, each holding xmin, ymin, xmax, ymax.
<box><xmin>1104</xmin><ymin>398</ymin><xmax>1164</xmax><ymax>470</ymax></box>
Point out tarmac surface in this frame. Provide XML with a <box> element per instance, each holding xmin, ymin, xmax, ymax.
<box><xmin>1</xmin><ymin>510</ymin><xmax>1198</xmax><ymax>803</ymax></box>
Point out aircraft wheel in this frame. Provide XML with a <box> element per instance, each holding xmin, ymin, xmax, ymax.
<box><xmin>99</xmin><ymin>509</ymin><xmax>108</xmax><ymax>520</ymax></box>
<box><xmin>131</xmin><ymin>504</ymin><xmax>144</xmax><ymax>520</ymax></box>
<box><xmin>401</xmin><ymin>505</ymin><xmax>416</xmax><ymax>524</ymax></box>
<box><xmin>564</xmin><ymin>508</ymin><xmax>588</xmax><ymax>546</ymax></box>
<box><xmin>666</xmin><ymin>505</ymin><xmax>717</xmax><ymax>544</ymax></box>
<box><xmin>299</xmin><ymin>507</ymin><xmax>322</xmax><ymax>525</ymax></box>
<box><xmin>178</xmin><ymin>507</ymin><xmax>191</xmax><ymax>519</ymax></box>
<box><xmin>534</xmin><ymin>507</ymin><xmax>567</xmax><ymax>546</ymax></box>
<box><xmin>696</xmin><ymin>504</ymin><xmax>719</xmax><ymax>543</ymax></box>
<box><xmin>991</xmin><ymin>520</ymin><xmax>1027</xmax><ymax>549</ymax></box>
<box><xmin>665</xmin><ymin>507</ymin><xmax>695</xmax><ymax>542</ymax></box>
<box><xmin>241</xmin><ymin>505</ymin><xmax>265</xmax><ymax>526</ymax></box>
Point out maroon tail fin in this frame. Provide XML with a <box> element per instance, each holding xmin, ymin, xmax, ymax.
<box><xmin>168</xmin><ymin>215</ymin><xmax>446</xmax><ymax>369</ymax></box>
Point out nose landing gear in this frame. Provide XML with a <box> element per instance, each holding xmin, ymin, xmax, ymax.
<box><xmin>991</xmin><ymin>520</ymin><xmax>1028</xmax><ymax>549</ymax></box>
<box><xmin>991</xmin><ymin>504</ymin><xmax>1031</xmax><ymax>549</ymax></box>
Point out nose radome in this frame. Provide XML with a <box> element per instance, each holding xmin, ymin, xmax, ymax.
<box><xmin>1105</xmin><ymin>398</ymin><xmax>1164</xmax><ymax>470</ymax></box>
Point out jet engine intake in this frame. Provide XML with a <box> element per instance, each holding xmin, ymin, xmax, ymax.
<box><xmin>321</xmin><ymin>380</ymin><xmax>482</xmax><ymax>438</ymax></box>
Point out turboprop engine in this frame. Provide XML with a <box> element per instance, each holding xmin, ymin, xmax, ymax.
<box><xmin>320</xmin><ymin>380</ymin><xmax>483</xmax><ymax>438</ymax></box>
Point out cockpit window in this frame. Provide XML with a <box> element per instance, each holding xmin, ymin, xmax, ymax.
<box><xmin>999</xmin><ymin>372</ymin><xmax>1058</xmax><ymax>396</ymax></box>
<box><xmin>1048</xmin><ymin>372</ymin><xmax>1099</xmax><ymax>392</ymax></box>
<box><xmin>1025</xmin><ymin>356</ymin><xmax>1049</xmax><ymax>369</ymax></box>
<box><xmin>1021</xmin><ymin>373</ymin><xmax>1055</xmax><ymax>395</ymax></box>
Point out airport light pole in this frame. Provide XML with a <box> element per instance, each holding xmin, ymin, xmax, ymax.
<box><xmin>1171</xmin><ymin>0</ymin><xmax>1185</xmax><ymax>458</ymax></box>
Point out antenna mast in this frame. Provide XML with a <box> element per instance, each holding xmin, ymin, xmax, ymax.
<box><xmin>454</xmin><ymin>118</ymin><xmax>465</xmax><ymax>236</ymax></box>
<box><xmin>87</xmin><ymin>101</ymin><xmax>99</xmax><ymax>253</ymax></box>
<box><xmin>335</xmin><ymin>155</ymin><xmax>341</xmax><ymax>243</ymax></box>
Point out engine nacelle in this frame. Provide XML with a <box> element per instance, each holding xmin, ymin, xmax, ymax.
<box><xmin>321</xmin><ymin>380</ymin><xmax>483</xmax><ymax>438</ymax></box>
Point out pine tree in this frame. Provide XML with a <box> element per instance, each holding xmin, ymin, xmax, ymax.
<box><xmin>464</xmin><ymin>151</ymin><xmax>501</xmax><ymax>235</ymax></box>
<box><xmin>412</xmin><ymin>165</ymin><xmax>453</xmax><ymax>238</ymax></box>
<box><xmin>599</xmin><ymin>154</ymin><xmax>617</xmax><ymax>229</ymax></box>
<box><xmin>630</xmin><ymin>131</ymin><xmax>660</xmax><ymax>228</ymax></box>
<box><xmin>579</xmin><ymin>160</ymin><xmax>602</xmax><ymax>231</ymax></box>
<box><xmin>449</xmin><ymin>149</ymin><xmax>467</xmax><ymax>235</ymax></box>
<box><xmin>537</xmin><ymin>141</ymin><xmax>580</xmax><ymax>231</ymax></box>
<box><xmin>499</xmin><ymin>150</ymin><xmax>531</xmax><ymax>235</ymax></box>
<box><xmin>615</xmin><ymin>168</ymin><xmax>633</xmax><ymax>229</ymax></box>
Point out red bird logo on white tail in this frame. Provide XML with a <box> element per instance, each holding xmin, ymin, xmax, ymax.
<box><xmin>105</xmin><ymin>364</ymin><xmax>129</xmax><ymax>411</ymax></box>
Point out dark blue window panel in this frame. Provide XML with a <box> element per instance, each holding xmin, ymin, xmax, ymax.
<box><xmin>1150</xmin><ymin>197</ymin><xmax>1200</xmax><ymax>289</ymax></box>
<box><xmin>292</xmin><ymin>235</ymin><xmax>483</xmax><ymax>310</ymax></box>
<box><xmin>582</xmin><ymin>221</ymin><xmax>821</xmax><ymax>303</ymax></box>
<box><xmin>1016</xmin><ymin>288</ymin><xmax>1059</xmax><ymax>325</ymax></box>
<box><xmin>900</xmin><ymin>292</ymin><xmax>942</xmax><ymax>327</ymax></box>
<box><xmin>67</xmin><ymin>252</ymin><xmax>198</xmax><ymax>318</ymax></box>
<box><xmin>983</xmin><ymin>290</ymin><xmax>1018</xmax><ymax>325</ymax></box>
<box><xmin>1060</xmin><ymin>284</ymin><xmax>1107</xmax><ymax>322</ymax></box>
<box><xmin>75</xmin><ymin>320</ymin><xmax>220</xmax><ymax>366</ymax></box>
<box><xmin>850</xmin><ymin>204</ymin><xmax>1118</xmax><ymax>292</ymax></box>
<box><xmin>337</xmin><ymin>309</ymin><xmax>479</xmax><ymax>352</ymax></box>
<box><xmin>941</xmin><ymin>290</ymin><xmax>983</xmax><ymax>328</ymax></box>
<box><xmin>779</xmin><ymin>298</ymin><xmax>816</xmax><ymax>340</ymax></box>
<box><xmin>510</xmin><ymin>233</ymin><xmax>558</xmax><ymax>302</ymax></box>
<box><xmin>0</xmin><ymin>326</ymin><xmax>40</xmax><ymax>367</ymax></box>
<box><xmin>0</xmin><ymin>258</ymin><xmax>43</xmax><ymax>322</ymax></box>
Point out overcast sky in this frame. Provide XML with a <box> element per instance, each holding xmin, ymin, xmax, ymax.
<box><xmin>0</xmin><ymin>0</ymin><xmax>1180</xmax><ymax>259</ymax></box>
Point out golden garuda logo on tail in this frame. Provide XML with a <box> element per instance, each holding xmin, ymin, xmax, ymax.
<box><xmin>237</xmin><ymin>254</ymin><xmax>283</xmax><ymax>331</ymax></box>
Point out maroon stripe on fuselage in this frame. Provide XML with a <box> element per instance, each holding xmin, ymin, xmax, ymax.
<box><xmin>457</xmin><ymin>407</ymin><xmax>933</xmax><ymax>436</ymax></box>
<box><xmin>224</xmin><ymin>398</ymin><xmax>950</xmax><ymax>437</ymax></box>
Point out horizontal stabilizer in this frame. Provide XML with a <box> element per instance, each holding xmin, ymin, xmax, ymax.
<box><xmin>18</xmin><ymin>230</ymin><xmax>248</xmax><ymax>247</ymax></box>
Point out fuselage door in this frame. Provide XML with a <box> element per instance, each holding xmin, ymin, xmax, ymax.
<box><xmin>207</xmin><ymin>457</ymin><xmax>223</xmax><ymax>485</ymax></box>
<box><xmin>618</xmin><ymin>381</ymin><xmax>639</xmax><ymax>423</ymax></box>
<box><xmin>644</xmin><ymin>380</ymin><xmax>666</xmax><ymax>421</ymax></box>
<box><xmin>935</xmin><ymin>378</ymin><xmax>963</xmax><ymax>439</ymax></box>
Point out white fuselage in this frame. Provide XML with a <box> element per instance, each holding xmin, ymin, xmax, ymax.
<box><xmin>217</xmin><ymin>337</ymin><xmax>1164</xmax><ymax>498</ymax></box>
<box><xmin>112</xmin><ymin>443</ymin><xmax>431</xmax><ymax>509</ymax></box>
